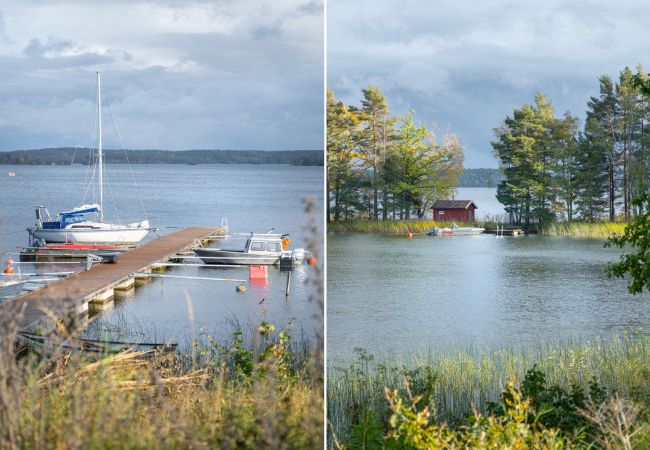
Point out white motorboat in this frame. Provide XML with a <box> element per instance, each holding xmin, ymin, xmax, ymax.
<box><xmin>194</xmin><ymin>232</ymin><xmax>304</xmax><ymax>265</ymax></box>
<box><xmin>27</xmin><ymin>73</ymin><xmax>154</xmax><ymax>245</ymax></box>
<box><xmin>427</xmin><ymin>221</ymin><xmax>485</xmax><ymax>236</ymax></box>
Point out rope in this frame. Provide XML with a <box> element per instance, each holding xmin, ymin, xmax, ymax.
<box><xmin>105</xmin><ymin>92</ymin><xmax>149</xmax><ymax>221</ymax></box>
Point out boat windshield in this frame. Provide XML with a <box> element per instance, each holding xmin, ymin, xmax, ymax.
<box><xmin>250</xmin><ymin>241</ymin><xmax>265</xmax><ymax>251</ymax></box>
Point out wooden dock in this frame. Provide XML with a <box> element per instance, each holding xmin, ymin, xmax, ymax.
<box><xmin>484</xmin><ymin>227</ymin><xmax>524</xmax><ymax>236</ymax></box>
<box><xmin>0</xmin><ymin>227</ymin><xmax>224</xmax><ymax>333</ymax></box>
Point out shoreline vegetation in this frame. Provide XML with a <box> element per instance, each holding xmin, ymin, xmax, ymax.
<box><xmin>0</xmin><ymin>319</ymin><xmax>323</xmax><ymax>449</ymax></box>
<box><xmin>329</xmin><ymin>335</ymin><xmax>650</xmax><ymax>448</ymax></box>
<box><xmin>327</xmin><ymin>218</ymin><xmax>627</xmax><ymax>238</ymax></box>
<box><xmin>0</xmin><ymin>148</ymin><xmax>324</xmax><ymax>166</ymax></box>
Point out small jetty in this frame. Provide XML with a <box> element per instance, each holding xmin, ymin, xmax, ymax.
<box><xmin>484</xmin><ymin>227</ymin><xmax>524</xmax><ymax>236</ymax></box>
<box><xmin>1</xmin><ymin>226</ymin><xmax>224</xmax><ymax>333</ymax></box>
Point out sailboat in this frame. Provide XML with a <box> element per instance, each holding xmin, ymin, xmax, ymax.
<box><xmin>28</xmin><ymin>72</ymin><xmax>153</xmax><ymax>245</ymax></box>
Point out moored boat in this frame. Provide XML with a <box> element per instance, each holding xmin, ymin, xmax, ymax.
<box><xmin>27</xmin><ymin>72</ymin><xmax>154</xmax><ymax>245</ymax></box>
<box><xmin>194</xmin><ymin>232</ymin><xmax>303</xmax><ymax>265</ymax></box>
<box><xmin>427</xmin><ymin>221</ymin><xmax>485</xmax><ymax>236</ymax></box>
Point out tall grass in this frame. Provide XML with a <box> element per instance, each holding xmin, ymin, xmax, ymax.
<box><xmin>0</xmin><ymin>311</ymin><xmax>323</xmax><ymax>449</ymax></box>
<box><xmin>328</xmin><ymin>220</ymin><xmax>450</xmax><ymax>234</ymax></box>
<box><xmin>540</xmin><ymin>221</ymin><xmax>627</xmax><ymax>238</ymax></box>
<box><xmin>328</xmin><ymin>335</ymin><xmax>650</xmax><ymax>445</ymax></box>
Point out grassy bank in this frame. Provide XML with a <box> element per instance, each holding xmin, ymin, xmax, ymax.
<box><xmin>328</xmin><ymin>220</ymin><xmax>448</xmax><ymax>234</ymax></box>
<box><xmin>540</xmin><ymin>221</ymin><xmax>627</xmax><ymax>238</ymax></box>
<box><xmin>329</xmin><ymin>218</ymin><xmax>629</xmax><ymax>238</ymax></box>
<box><xmin>0</xmin><ymin>322</ymin><xmax>323</xmax><ymax>449</ymax></box>
<box><xmin>328</xmin><ymin>335</ymin><xmax>650</xmax><ymax>448</ymax></box>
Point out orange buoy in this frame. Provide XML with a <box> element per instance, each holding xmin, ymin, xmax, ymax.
<box><xmin>3</xmin><ymin>267</ymin><xmax>13</xmax><ymax>274</ymax></box>
<box><xmin>307</xmin><ymin>256</ymin><xmax>317</xmax><ymax>265</ymax></box>
<box><xmin>406</xmin><ymin>232</ymin><xmax>413</xmax><ymax>239</ymax></box>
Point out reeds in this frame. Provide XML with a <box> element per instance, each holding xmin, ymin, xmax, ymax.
<box><xmin>328</xmin><ymin>220</ymin><xmax>449</xmax><ymax>234</ymax></box>
<box><xmin>328</xmin><ymin>334</ymin><xmax>650</xmax><ymax>444</ymax></box>
<box><xmin>540</xmin><ymin>221</ymin><xmax>628</xmax><ymax>238</ymax></box>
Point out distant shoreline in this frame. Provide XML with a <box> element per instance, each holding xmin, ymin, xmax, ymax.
<box><xmin>0</xmin><ymin>148</ymin><xmax>324</xmax><ymax>166</ymax></box>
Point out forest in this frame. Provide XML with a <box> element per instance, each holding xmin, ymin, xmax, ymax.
<box><xmin>494</xmin><ymin>65</ymin><xmax>650</xmax><ymax>226</ymax></box>
<box><xmin>327</xmin><ymin>87</ymin><xmax>463</xmax><ymax>222</ymax></box>
<box><xmin>0</xmin><ymin>148</ymin><xmax>323</xmax><ymax>166</ymax></box>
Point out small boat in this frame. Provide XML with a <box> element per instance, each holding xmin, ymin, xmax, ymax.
<box><xmin>194</xmin><ymin>232</ymin><xmax>303</xmax><ymax>265</ymax></box>
<box><xmin>427</xmin><ymin>221</ymin><xmax>485</xmax><ymax>236</ymax></box>
<box><xmin>7</xmin><ymin>171</ymin><xmax>16</xmax><ymax>177</ymax></box>
<box><xmin>27</xmin><ymin>72</ymin><xmax>154</xmax><ymax>245</ymax></box>
<box><xmin>0</xmin><ymin>279</ymin><xmax>28</xmax><ymax>301</ymax></box>
<box><xmin>19</xmin><ymin>242</ymin><xmax>132</xmax><ymax>262</ymax></box>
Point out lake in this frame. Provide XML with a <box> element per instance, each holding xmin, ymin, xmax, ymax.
<box><xmin>328</xmin><ymin>188</ymin><xmax>650</xmax><ymax>364</ymax></box>
<box><xmin>0</xmin><ymin>164</ymin><xmax>323</xmax><ymax>346</ymax></box>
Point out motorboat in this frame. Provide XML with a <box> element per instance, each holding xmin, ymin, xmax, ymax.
<box><xmin>194</xmin><ymin>232</ymin><xmax>304</xmax><ymax>265</ymax></box>
<box><xmin>27</xmin><ymin>72</ymin><xmax>154</xmax><ymax>245</ymax></box>
<box><xmin>427</xmin><ymin>221</ymin><xmax>485</xmax><ymax>236</ymax></box>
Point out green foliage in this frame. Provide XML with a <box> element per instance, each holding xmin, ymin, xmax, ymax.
<box><xmin>490</xmin><ymin>365</ymin><xmax>607</xmax><ymax>439</ymax></box>
<box><xmin>386</xmin><ymin>380</ymin><xmax>568</xmax><ymax>449</ymax></box>
<box><xmin>327</xmin><ymin>88</ymin><xmax>463</xmax><ymax>223</ymax></box>
<box><xmin>328</xmin><ymin>335</ymin><xmax>650</xmax><ymax>447</ymax></box>
<box><xmin>494</xmin><ymin>65</ymin><xmax>650</xmax><ymax>225</ymax></box>
<box><xmin>493</xmin><ymin>92</ymin><xmax>580</xmax><ymax>226</ymax></box>
<box><xmin>607</xmin><ymin>193</ymin><xmax>650</xmax><ymax>294</ymax></box>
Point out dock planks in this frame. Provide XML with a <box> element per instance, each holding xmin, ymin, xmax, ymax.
<box><xmin>0</xmin><ymin>227</ymin><xmax>223</xmax><ymax>332</ymax></box>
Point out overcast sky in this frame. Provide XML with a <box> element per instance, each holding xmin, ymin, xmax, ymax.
<box><xmin>328</xmin><ymin>0</ymin><xmax>649</xmax><ymax>168</ymax></box>
<box><xmin>0</xmin><ymin>0</ymin><xmax>323</xmax><ymax>151</ymax></box>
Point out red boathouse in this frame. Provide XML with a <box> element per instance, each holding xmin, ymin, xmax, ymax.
<box><xmin>432</xmin><ymin>200</ymin><xmax>478</xmax><ymax>223</ymax></box>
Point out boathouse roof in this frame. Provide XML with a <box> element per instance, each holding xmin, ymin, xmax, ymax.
<box><xmin>431</xmin><ymin>200</ymin><xmax>478</xmax><ymax>210</ymax></box>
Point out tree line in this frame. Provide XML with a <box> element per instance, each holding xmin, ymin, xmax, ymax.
<box><xmin>0</xmin><ymin>148</ymin><xmax>324</xmax><ymax>166</ymax></box>
<box><xmin>327</xmin><ymin>87</ymin><xmax>463</xmax><ymax>222</ymax></box>
<box><xmin>494</xmin><ymin>66</ymin><xmax>650</xmax><ymax>226</ymax></box>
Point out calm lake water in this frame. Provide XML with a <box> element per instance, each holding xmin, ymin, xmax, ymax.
<box><xmin>0</xmin><ymin>164</ymin><xmax>323</xmax><ymax>346</ymax></box>
<box><xmin>328</xmin><ymin>188</ymin><xmax>650</xmax><ymax>364</ymax></box>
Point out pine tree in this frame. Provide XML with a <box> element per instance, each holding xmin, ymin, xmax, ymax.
<box><xmin>575</xmin><ymin>131</ymin><xmax>608</xmax><ymax>221</ymax></box>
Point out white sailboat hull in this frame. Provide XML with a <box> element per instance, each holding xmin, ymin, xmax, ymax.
<box><xmin>30</xmin><ymin>225</ymin><xmax>150</xmax><ymax>244</ymax></box>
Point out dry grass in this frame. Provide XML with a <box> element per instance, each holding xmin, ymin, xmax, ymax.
<box><xmin>540</xmin><ymin>221</ymin><xmax>628</xmax><ymax>238</ymax></box>
<box><xmin>328</xmin><ymin>220</ymin><xmax>451</xmax><ymax>234</ymax></box>
<box><xmin>0</xmin><ymin>311</ymin><xmax>323</xmax><ymax>450</ymax></box>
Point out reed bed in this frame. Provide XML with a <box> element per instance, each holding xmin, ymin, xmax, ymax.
<box><xmin>328</xmin><ymin>334</ymin><xmax>650</xmax><ymax>445</ymax></box>
<box><xmin>328</xmin><ymin>220</ymin><xmax>450</xmax><ymax>234</ymax></box>
<box><xmin>540</xmin><ymin>221</ymin><xmax>627</xmax><ymax>238</ymax></box>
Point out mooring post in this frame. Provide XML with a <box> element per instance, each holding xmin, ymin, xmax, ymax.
<box><xmin>285</xmin><ymin>271</ymin><xmax>292</xmax><ymax>297</ymax></box>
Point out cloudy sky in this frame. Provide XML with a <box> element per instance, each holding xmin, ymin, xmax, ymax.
<box><xmin>0</xmin><ymin>0</ymin><xmax>323</xmax><ymax>151</ymax></box>
<box><xmin>328</xmin><ymin>0</ymin><xmax>649</xmax><ymax>167</ymax></box>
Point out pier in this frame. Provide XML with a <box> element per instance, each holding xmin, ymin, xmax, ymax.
<box><xmin>0</xmin><ymin>226</ymin><xmax>224</xmax><ymax>333</ymax></box>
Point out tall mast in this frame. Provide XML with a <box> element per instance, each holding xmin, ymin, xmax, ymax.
<box><xmin>97</xmin><ymin>71</ymin><xmax>104</xmax><ymax>222</ymax></box>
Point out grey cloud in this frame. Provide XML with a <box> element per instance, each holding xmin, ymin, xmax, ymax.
<box><xmin>329</xmin><ymin>0</ymin><xmax>650</xmax><ymax>167</ymax></box>
<box><xmin>23</xmin><ymin>38</ymin><xmax>73</xmax><ymax>56</ymax></box>
<box><xmin>252</xmin><ymin>23</ymin><xmax>283</xmax><ymax>40</ymax></box>
<box><xmin>0</xmin><ymin>1</ymin><xmax>323</xmax><ymax>151</ymax></box>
